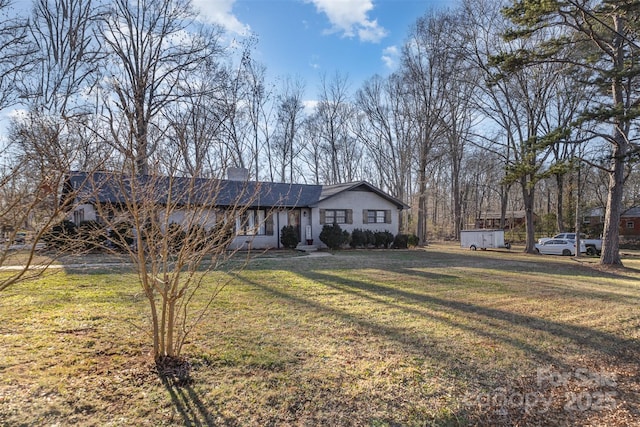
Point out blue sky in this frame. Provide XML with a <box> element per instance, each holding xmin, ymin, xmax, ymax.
<box><xmin>196</xmin><ymin>0</ymin><xmax>458</xmax><ymax>96</ymax></box>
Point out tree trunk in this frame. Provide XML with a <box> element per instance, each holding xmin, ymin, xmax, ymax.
<box><xmin>575</xmin><ymin>163</ymin><xmax>582</xmax><ymax>258</ymax></box>
<box><xmin>166</xmin><ymin>298</ymin><xmax>176</xmax><ymax>358</ymax></box>
<box><xmin>417</xmin><ymin>165</ymin><xmax>428</xmax><ymax>245</ymax></box>
<box><xmin>452</xmin><ymin>162</ymin><xmax>462</xmax><ymax>239</ymax></box>
<box><xmin>522</xmin><ymin>177</ymin><xmax>536</xmax><ymax>253</ymax></box>
<box><xmin>600</xmin><ymin>15</ymin><xmax>627</xmax><ymax>266</ymax></box>
<box><xmin>555</xmin><ymin>173</ymin><xmax>564</xmax><ymax>232</ymax></box>
<box><xmin>499</xmin><ymin>184</ymin><xmax>509</xmax><ymax>229</ymax></box>
<box><xmin>600</xmin><ymin>144</ymin><xmax>625</xmax><ymax>265</ymax></box>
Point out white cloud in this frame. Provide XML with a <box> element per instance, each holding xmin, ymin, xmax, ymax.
<box><xmin>381</xmin><ymin>45</ymin><xmax>399</xmax><ymax>69</ymax></box>
<box><xmin>303</xmin><ymin>99</ymin><xmax>318</xmax><ymax>114</ymax></box>
<box><xmin>192</xmin><ymin>0</ymin><xmax>250</xmax><ymax>35</ymax></box>
<box><xmin>307</xmin><ymin>0</ymin><xmax>387</xmax><ymax>43</ymax></box>
<box><xmin>7</xmin><ymin>108</ymin><xmax>27</xmax><ymax>121</ymax></box>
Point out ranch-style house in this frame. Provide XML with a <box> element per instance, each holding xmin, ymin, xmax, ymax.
<box><xmin>62</xmin><ymin>170</ymin><xmax>409</xmax><ymax>250</ymax></box>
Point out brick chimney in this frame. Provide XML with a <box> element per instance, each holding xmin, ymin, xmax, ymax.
<box><xmin>227</xmin><ymin>167</ymin><xmax>249</xmax><ymax>181</ymax></box>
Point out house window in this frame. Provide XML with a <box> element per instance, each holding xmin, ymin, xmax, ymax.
<box><xmin>73</xmin><ymin>209</ymin><xmax>85</xmax><ymax>226</ymax></box>
<box><xmin>320</xmin><ymin>209</ymin><xmax>352</xmax><ymax>225</ymax></box>
<box><xmin>326</xmin><ymin>209</ymin><xmax>346</xmax><ymax>224</ymax></box>
<box><xmin>583</xmin><ymin>216</ymin><xmax>591</xmax><ymax>224</ymax></box>
<box><xmin>626</xmin><ymin>221</ymin><xmax>635</xmax><ymax>229</ymax></box>
<box><xmin>364</xmin><ymin>209</ymin><xmax>391</xmax><ymax>224</ymax></box>
<box><xmin>237</xmin><ymin>210</ymin><xmax>273</xmax><ymax>236</ymax></box>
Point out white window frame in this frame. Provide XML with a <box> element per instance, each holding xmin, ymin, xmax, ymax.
<box><xmin>237</xmin><ymin>209</ymin><xmax>268</xmax><ymax>236</ymax></box>
<box><xmin>367</xmin><ymin>210</ymin><xmax>386</xmax><ymax>224</ymax></box>
<box><xmin>326</xmin><ymin>209</ymin><xmax>347</xmax><ymax>224</ymax></box>
<box><xmin>73</xmin><ymin>209</ymin><xmax>85</xmax><ymax>226</ymax></box>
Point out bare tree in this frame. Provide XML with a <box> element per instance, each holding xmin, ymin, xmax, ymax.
<box><xmin>0</xmin><ymin>148</ymin><xmax>68</xmax><ymax>292</ymax></box>
<box><xmin>314</xmin><ymin>72</ymin><xmax>357</xmax><ymax>184</ymax></box>
<box><xmin>0</xmin><ymin>0</ymin><xmax>34</xmax><ymax>110</ymax></box>
<box><xmin>162</xmin><ymin>59</ymin><xmax>229</xmax><ymax>178</ymax></box>
<box><xmin>299</xmin><ymin>114</ymin><xmax>324</xmax><ymax>185</ymax></box>
<box><xmin>243</xmin><ymin>53</ymin><xmax>275</xmax><ymax>181</ymax></box>
<box><xmin>544</xmin><ymin>74</ymin><xmax>593</xmax><ymax>233</ymax></box>
<box><xmin>355</xmin><ymin>73</ymin><xmax>415</xmax><ymax>231</ymax></box>
<box><xmin>462</xmin><ymin>0</ymin><xmax>571</xmax><ymax>252</ymax></box>
<box><xmin>0</xmin><ymin>0</ymin><xmax>102</xmax><ymax>292</ymax></box>
<box><xmin>69</xmin><ymin>168</ymin><xmax>262</xmax><ymax>361</ymax></box>
<box><xmin>495</xmin><ymin>61</ymin><xmax>563</xmax><ymax>253</ymax></box>
<box><xmin>439</xmin><ymin>11</ymin><xmax>478</xmax><ymax>239</ymax></box>
<box><xmin>273</xmin><ymin>77</ymin><xmax>305</xmax><ymax>182</ymax></box>
<box><xmin>215</xmin><ymin>42</ymin><xmax>265</xmax><ymax>175</ymax></box>
<box><xmin>400</xmin><ymin>13</ymin><xmax>449</xmax><ymax>245</ymax></box>
<box><xmin>98</xmin><ymin>0</ymin><xmax>224</xmax><ymax>176</ymax></box>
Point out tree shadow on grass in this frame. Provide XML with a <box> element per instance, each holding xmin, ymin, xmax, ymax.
<box><xmin>229</xmin><ymin>266</ymin><xmax>640</xmax><ymax>426</ymax></box>
<box><xmin>307</xmin><ymin>269</ymin><xmax>639</xmax><ymax>362</ymax></box>
<box><xmin>230</xmin><ymin>270</ymin><xmax>560</xmax><ymax>392</ymax></box>
<box><xmin>156</xmin><ymin>357</ymin><xmax>237</xmax><ymax>427</ymax></box>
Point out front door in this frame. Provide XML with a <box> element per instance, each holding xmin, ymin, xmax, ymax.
<box><xmin>288</xmin><ymin>210</ymin><xmax>301</xmax><ymax>243</ymax></box>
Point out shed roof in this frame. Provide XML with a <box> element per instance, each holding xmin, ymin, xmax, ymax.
<box><xmin>477</xmin><ymin>210</ymin><xmax>531</xmax><ymax>220</ymax></box>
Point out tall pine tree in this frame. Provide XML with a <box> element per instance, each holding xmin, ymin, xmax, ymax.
<box><xmin>498</xmin><ymin>0</ymin><xmax>640</xmax><ymax>265</ymax></box>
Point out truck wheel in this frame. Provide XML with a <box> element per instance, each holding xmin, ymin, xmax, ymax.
<box><xmin>586</xmin><ymin>247</ymin><xmax>596</xmax><ymax>256</ymax></box>
<box><xmin>470</xmin><ymin>245</ymin><xmax>477</xmax><ymax>251</ymax></box>
<box><xmin>505</xmin><ymin>242</ymin><xmax>511</xmax><ymax>250</ymax></box>
<box><xmin>562</xmin><ymin>249</ymin><xmax>571</xmax><ymax>256</ymax></box>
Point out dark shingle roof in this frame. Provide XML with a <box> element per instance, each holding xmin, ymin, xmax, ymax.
<box><xmin>64</xmin><ymin>171</ymin><xmax>323</xmax><ymax>208</ymax></box>
<box><xmin>63</xmin><ymin>172</ymin><xmax>409</xmax><ymax>210</ymax></box>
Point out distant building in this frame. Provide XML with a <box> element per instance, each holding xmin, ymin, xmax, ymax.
<box><xmin>474</xmin><ymin>210</ymin><xmax>534</xmax><ymax>230</ymax></box>
<box><xmin>582</xmin><ymin>206</ymin><xmax>640</xmax><ymax>238</ymax></box>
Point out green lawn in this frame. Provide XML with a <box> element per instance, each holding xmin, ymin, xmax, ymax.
<box><xmin>1</xmin><ymin>244</ymin><xmax>639</xmax><ymax>426</ymax></box>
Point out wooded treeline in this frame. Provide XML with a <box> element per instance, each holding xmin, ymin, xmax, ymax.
<box><xmin>1</xmin><ymin>0</ymin><xmax>639</xmax><ymax>264</ymax></box>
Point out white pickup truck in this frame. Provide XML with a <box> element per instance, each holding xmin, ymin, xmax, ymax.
<box><xmin>538</xmin><ymin>233</ymin><xmax>602</xmax><ymax>255</ymax></box>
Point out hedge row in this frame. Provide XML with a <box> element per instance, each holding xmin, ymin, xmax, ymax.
<box><xmin>318</xmin><ymin>223</ymin><xmax>418</xmax><ymax>250</ymax></box>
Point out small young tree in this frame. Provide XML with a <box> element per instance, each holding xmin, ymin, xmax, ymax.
<box><xmin>75</xmin><ymin>170</ymin><xmax>259</xmax><ymax>363</ymax></box>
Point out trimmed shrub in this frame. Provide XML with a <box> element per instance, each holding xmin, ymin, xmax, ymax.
<box><xmin>78</xmin><ymin>220</ymin><xmax>108</xmax><ymax>250</ymax></box>
<box><xmin>343</xmin><ymin>230</ymin><xmax>350</xmax><ymax>247</ymax></box>
<box><xmin>319</xmin><ymin>223</ymin><xmax>349</xmax><ymax>250</ymax></box>
<box><xmin>374</xmin><ymin>231</ymin><xmax>394</xmax><ymax>249</ymax></box>
<box><xmin>364</xmin><ymin>229</ymin><xmax>375</xmax><ymax>247</ymax></box>
<box><xmin>393</xmin><ymin>234</ymin><xmax>409</xmax><ymax>249</ymax></box>
<box><xmin>185</xmin><ymin>224</ymin><xmax>208</xmax><ymax>252</ymax></box>
<box><xmin>280</xmin><ymin>225</ymin><xmax>299</xmax><ymax>249</ymax></box>
<box><xmin>109</xmin><ymin>221</ymin><xmax>134</xmax><ymax>251</ymax></box>
<box><xmin>209</xmin><ymin>221</ymin><xmax>234</xmax><ymax>249</ymax></box>
<box><xmin>350</xmin><ymin>228</ymin><xmax>367</xmax><ymax>248</ymax></box>
<box><xmin>167</xmin><ymin>223</ymin><xmax>185</xmax><ymax>252</ymax></box>
<box><xmin>42</xmin><ymin>220</ymin><xmax>77</xmax><ymax>248</ymax></box>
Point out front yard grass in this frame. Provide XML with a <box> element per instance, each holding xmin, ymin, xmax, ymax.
<box><xmin>1</xmin><ymin>244</ymin><xmax>639</xmax><ymax>426</ymax></box>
